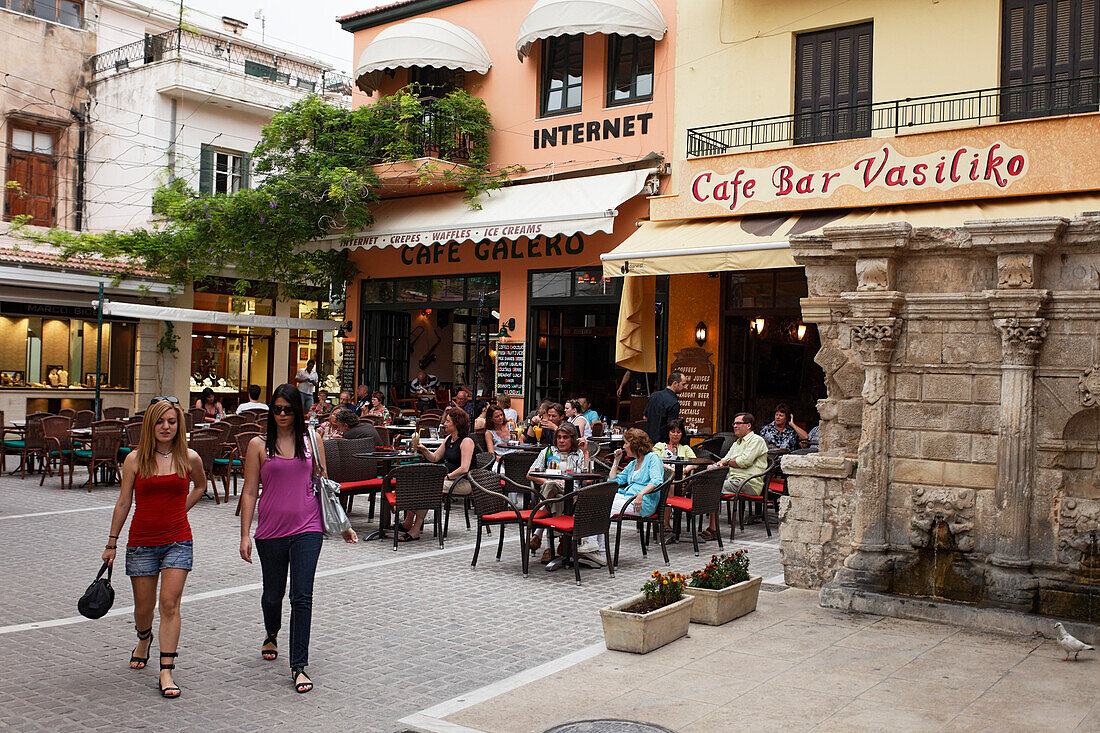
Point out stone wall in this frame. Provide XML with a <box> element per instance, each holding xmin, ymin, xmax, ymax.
<box><xmin>781</xmin><ymin>213</ymin><xmax>1100</xmax><ymax>626</ymax></box>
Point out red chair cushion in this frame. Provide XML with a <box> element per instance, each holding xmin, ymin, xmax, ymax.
<box><xmin>384</xmin><ymin>491</ymin><xmax>396</xmax><ymax>506</ymax></box>
<box><xmin>666</xmin><ymin>495</ymin><xmax>693</xmax><ymax>511</ymax></box>
<box><xmin>738</xmin><ymin>493</ymin><xmax>763</xmax><ymax>500</ymax></box>
<box><xmin>532</xmin><ymin>515</ymin><xmax>574</xmax><ymax>532</ymax></box>
<box><xmin>768</xmin><ymin>478</ymin><xmax>786</xmax><ymax>493</ymax></box>
<box><xmin>340</xmin><ymin>478</ymin><xmax>383</xmax><ymax>491</ymax></box>
<box><xmin>482</xmin><ymin>509</ymin><xmax>549</xmax><ymax>522</ymax></box>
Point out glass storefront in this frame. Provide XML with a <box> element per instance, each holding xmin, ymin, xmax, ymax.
<box><xmin>289</xmin><ymin>298</ymin><xmax>342</xmax><ymax>397</ymax></box>
<box><xmin>190</xmin><ymin>291</ymin><xmax>273</xmax><ymax>406</ymax></box>
<box><xmin>0</xmin><ymin>302</ymin><xmax>135</xmax><ymax>390</ymax></box>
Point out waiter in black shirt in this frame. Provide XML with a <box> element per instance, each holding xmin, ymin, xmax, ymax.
<box><xmin>644</xmin><ymin>370</ymin><xmax>686</xmax><ymax>444</ymax></box>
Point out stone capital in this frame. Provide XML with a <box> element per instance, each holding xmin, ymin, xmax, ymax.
<box><xmin>965</xmin><ymin>216</ymin><xmax>1066</xmax><ymax>252</ymax></box>
<box><xmin>993</xmin><ymin>316</ymin><xmax>1048</xmax><ymax>366</ymax></box>
<box><xmin>780</xmin><ymin>454</ymin><xmax>854</xmax><ymax>479</ymax></box>
<box><xmin>848</xmin><ymin>316</ymin><xmax>903</xmax><ymax>368</ymax></box>
<box><xmin>824</xmin><ymin>221</ymin><xmax>912</xmax><ymax>255</ymax></box>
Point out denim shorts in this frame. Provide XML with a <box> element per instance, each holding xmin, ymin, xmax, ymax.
<box><xmin>125</xmin><ymin>541</ymin><xmax>193</xmax><ymax>576</ymax></box>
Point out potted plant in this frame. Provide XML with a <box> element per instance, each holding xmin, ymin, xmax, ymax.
<box><xmin>599</xmin><ymin>571</ymin><xmax>694</xmax><ymax>654</ymax></box>
<box><xmin>683</xmin><ymin>551</ymin><xmax>762</xmax><ymax>625</ymax></box>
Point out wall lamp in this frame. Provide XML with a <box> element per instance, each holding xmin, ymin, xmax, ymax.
<box><xmin>694</xmin><ymin>321</ymin><xmax>707</xmax><ymax>346</ymax></box>
<box><xmin>498</xmin><ymin>317</ymin><xmax>516</xmax><ymax>339</ymax></box>
<box><xmin>796</xmin><ymin>323</ymin><xmax>807</xmax><ymax>341</ymax></box>
<box><xmin>752</xmin><ymin>317</ymin><xmax>766</xmax><ymax>335</ymax></box>
<box><xmin>335</xmin><ymin>320</ymin><xmax>353</xmax><ymax>339</ymax></box>
<box><xmin>421</xmin><ymin>308</ymin><xmax>433</xmax><ymax>317</ymax></box>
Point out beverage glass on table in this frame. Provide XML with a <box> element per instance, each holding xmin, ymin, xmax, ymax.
<box><xmin>533</xmin><ymin>424</ymin><xmax>543</xmax><ymax>442</ymax></box>
<box><xmin>411</xmin><ymin>433</ymin><xmax>420</xmax><ymax>449</ymax></box>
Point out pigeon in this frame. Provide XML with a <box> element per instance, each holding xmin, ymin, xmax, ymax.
<box><xmin>1054</xmin><ymin>622</ymin><xmax>1094</xmax><ymax>661</ymax></box>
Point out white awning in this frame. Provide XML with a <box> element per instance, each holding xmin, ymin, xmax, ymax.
<box><xmin>355</xmin><ymin>18</ymin><xmax>492</xmax><ymax>94</ymax></box>
<box><xmin>516</xmin><ymin>0</ymin><xmax>667</xmax><ymax>60</ymax></box>
<box><xmin>316</xmin><ymin>168</ymin><xmax>654</xmax><ymax>252</ymax></box>
<box><xmin>94</xmin><ymin>301</ymin><xmax>342</xmax><ymax>331</ymax></box>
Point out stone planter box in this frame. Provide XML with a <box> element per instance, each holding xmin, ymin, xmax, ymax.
<box><xmin>599</xmin><ymin>593</ymin><xmax>694</xmax><ymax>654</ymax></box>
<box><xmin>683</xmin><ymin>575</ymin><xmax>762</xmax><ymax>625</ymax></box>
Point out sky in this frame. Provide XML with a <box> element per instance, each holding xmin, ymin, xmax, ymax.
<box><xmin>180</xmin><ymin>0</ymin><xmax>394</xmax><ymax>73</ymax></box>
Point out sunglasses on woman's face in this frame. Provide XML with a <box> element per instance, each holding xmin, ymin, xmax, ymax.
<box><xmin>271</xmin><ymin>405</ymin><xmax>294</xmax><ymax>415</ymax></box>
<box><xmin>150</xmin><ymin>396</ymin><xmax>180</xmax><ymax>405</ymax></box>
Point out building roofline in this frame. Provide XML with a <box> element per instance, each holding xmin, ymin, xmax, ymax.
<box><xmin>337</xmin><ymin>0</ymin><xmax>472</xmax><ymax>33</ymax></box>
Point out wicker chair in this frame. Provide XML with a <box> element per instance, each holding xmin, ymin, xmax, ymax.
<box><xmin>15</xmin><ymin>412</ymin><xmax>49</xmax><ymax>478</ymax></box>
<box><xmin>529</xmin><ymin>480</ymin><xmax>618</xmax><ymax>585</ymax></box>
<box><xmin>383</xmin><ymin>463</ymin><xmax>448</xmax><ymax>551</ymax></box>
<box><xmin>389</xmin><ymin>386</ymin><xmax>417</xmax><ymax>416</ymax></box>
<box><xmin>467</xmin><ymin>468</ymin><xmax>544</xmax><ymax>575</ymax></box>
<box><xmin>188</xmin><ymin>431</ymin><xmax>220</xmax><ymax>503</ymax></box>
<box><xmin>103</xmin><ymin>406</ymin><xmax>129</xmax><ymax>420</ymax></box>
<box><xmin>322</xmin><ymin>437</ymin><xmax>380</xmax><ymax>516</ymax></box>
<box><xmin>73</xmin><ymin>410</ymin><xmax>95</xmax><ymax>429</ymax></box>
<box><xmin>188</xmin><ymin>407</ymin><xmax>208</xmax><ymax>427</ymax></box>
<box><xmin>40</xmin><ymin>415</ymin><xmax>74</xmax><ymax>489</ymax></box>
<box><xmin>58</xmin><ymin>408</ymin><xmax>76</xmax><ymax>420</ymax></box>
<box><xmin>362</xmin><ymin>414</ymin><xmax>384</xmax><ymax>426</ymax></box>
<box><xmin>212</xmin><ymin>426</ymin><xmax>261</xmax><ymax>503</ymax></box>
<box><xmin>720</xmin><ymin>459</ymin><xmax>783</xmax><ymax>539</ymax></box>
<box><xmin>666</xmin><ymin>467</ymin><xmax>727</xmax><ymax>556</ymax></box>
<box><xmin>611</xmin><ymin>471</ymin><xmax>676</xmax><ymax>568</ymax></box>
<box><xmin>72</xmin><ymin>420</ymin><xmax>125</xmax><ymax>492</ymax></box>
<box><xmin>124</xmin><ymin>422</ymin><xmax>144</xmax><ymax>448</ymax></box>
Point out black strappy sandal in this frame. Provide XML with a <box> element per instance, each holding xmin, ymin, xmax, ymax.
<box><xmin>291</xmin><ymin>666</ymin><xmax>312</xmax><ymax>694</ymax></box>
<box><xmin>261</xmin><ymin>633</ymin><xmax>278</xmax><ymax>661</ymax></box>
<box><xmin>158</xmin><ymin>652</ymin><xmax>181</xmax><ymax>699</ymax></box>
<box><xmin>130</xmin><ymin>627</ymin><xmax>153</xmax><ymax>669</ymax></box>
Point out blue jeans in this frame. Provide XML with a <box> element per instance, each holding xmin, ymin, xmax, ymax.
<box><xmin>255</xmin><ymin>531</ymin><xmax>322</xmax><ymax>669</ymax></box>
<box><xmin>301</xmin><ymin>393</ymin><xmax>314</xmax><ymax>413</ymax></box>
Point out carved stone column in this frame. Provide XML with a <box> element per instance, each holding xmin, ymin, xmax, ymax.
<box><xmin>985</xmin><ymin>287</ymin><xmax>1048</xmax><ymax>608</ymax></box>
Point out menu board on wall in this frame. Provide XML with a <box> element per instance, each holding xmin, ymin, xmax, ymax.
<box><xmin>495</xmin><ymin>341</ymin><xmax>525</xmax><ymax>397</ymax></box>
<box><xmin>670</xmin><ymin>347</ymin><xmax>715</xmax><ymax>434</ymax></box>
<box><xmin>340</xmin><ymin>343</ymin><xmax>357</xmax><ymax>393</ymax></box>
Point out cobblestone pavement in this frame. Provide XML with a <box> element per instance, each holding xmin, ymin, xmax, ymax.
<box><xmin>0</xmin><ymin>467</ymin><xmax>782</xmax><ymax>732</ymax></box>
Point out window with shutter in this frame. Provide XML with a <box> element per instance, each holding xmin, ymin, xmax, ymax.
<box><xmin>794</xmin><ymin>22</ymin><xmax>873</xmax><ymax>145</ymax></box>
<box><xmin>4</xmin><ymin>125</ymin><xmax>57</xmax><ymax>227</ymax></box>
<box><xmin>1001</xmin><ymin>0</ymin><xmax>1100</xmax><ymax>120</ymax></box>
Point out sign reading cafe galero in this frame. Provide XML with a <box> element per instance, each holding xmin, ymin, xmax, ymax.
<box><xmin>689</xmin><ymin>143</ymin><xmax>1028</xmax><ymax>213</ymax></box>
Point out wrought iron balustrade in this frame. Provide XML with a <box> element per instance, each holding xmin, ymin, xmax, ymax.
<box><xmin>90</xmin><ymin>28</ymin><xmax>351</xmax><ymax>97</ymax></box>
<box><xmin>686</xmin><ymin>75</ymin><xmax>1100</xmax><ymax>158</ymax></box>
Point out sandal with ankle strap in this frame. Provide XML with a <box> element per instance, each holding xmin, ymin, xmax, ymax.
<box><xmin>158</xmin><ymin>652</ymin><xmax>181</xmax><ymax>699</ymax></box>
<box><xmin>291</xmin><ymin>666</ymin><xmax>312</xmax><ymax>694</ymax></box>
<box><xmin>130</xmin><ymin>627</ymin><xmax>153</xmax><ymax>669</ymax></box>
<box><xmin>261</xmin><ymin>633</ymin><xmax>278</xmax><ymax>661</ymax></box>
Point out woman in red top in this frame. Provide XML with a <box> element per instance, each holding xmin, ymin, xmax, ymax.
<box><xmin>102</xmin><ymin>398</ymin><xmax>206</xmax><ymax>698</ymax></box>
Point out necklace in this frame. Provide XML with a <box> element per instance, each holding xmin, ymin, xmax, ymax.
<box><xmin>155</xmin><ymin>449</ymin><xmax>172</xmax><ymax>457</ymax></box>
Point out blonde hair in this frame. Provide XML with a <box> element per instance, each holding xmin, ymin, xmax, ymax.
<box><xmin>136</xmin><ymin>400</ymin><xmax>189</xmax><ymax>479</ymax></box>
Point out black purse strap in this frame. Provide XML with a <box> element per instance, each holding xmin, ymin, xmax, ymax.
<box><xmin>96</xmin><ymin>560</ymin><xmax>112</xmax><ymax>582</ymax></box>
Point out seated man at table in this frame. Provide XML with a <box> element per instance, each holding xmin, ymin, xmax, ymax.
<box><xmin>705</xmin><ymin>412</ymin><xmax>768</xmax><ymax>536</ymax></box>
<box><xmin>523</xmin><ymin>402</ymin><xmax>563</xmax><ymax>445</ymax></box>
<box><xmin>759</xmin><ymin>403</ymin><xmax>807</xmax><ymax>453</ymax></box>
<box><xmin>527</xmin><ymin>423</ymin><xmax>591</xmax><ymax>563</ymax></box>
<box><xmin>330</xmin><ymin>408</ymin><xmax>381</xmax><ymax>444</ymax></box>
<box><xmin>410</xmin><ymin>370</ymin><xmax>439</xmax><ymax>413</ymax></box>
<box><xmin>235</xmin><ymin>384</ymin><xmax>267</xmax><ymax>414</ymax></box>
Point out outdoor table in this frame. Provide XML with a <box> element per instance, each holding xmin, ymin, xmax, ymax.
<box><xmin>418</xmin><ymin>437</ymin><xmax>446</xmax><ymax>449</ymax></box>
<box><xmin>11</xmin><ymin>419</ymin><xmax>25</xmax><ymax>428</ymax></box>
<box><xmin>355</xmin><ymin>451</ymin><xmax>422</xmax><ymax>542</ymax></box>
<box><xmin>661</xmin><ymin>456</ymin><xmax>713</xmax><ymax>483</ymax></box>
<box><xmin>528</xmin><ymin>470</ymin><xmax>603</xmax><ymax>571</ymax></box>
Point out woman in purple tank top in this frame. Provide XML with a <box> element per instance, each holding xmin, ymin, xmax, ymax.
<box><xmin>238</xmin><ymin>383</ymin><xmax>357</xmax><ymax>694</ymax></box>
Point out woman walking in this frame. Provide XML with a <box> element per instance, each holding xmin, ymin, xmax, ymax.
<box><xmin>102</xmin><ymin>397</ymin><xmax>207</xmax><ymax>698</ymax></box>
<box><xmin>238</xmin><ymin>384</ymin><xmax>358</xmax><ymax>694</ymax></box>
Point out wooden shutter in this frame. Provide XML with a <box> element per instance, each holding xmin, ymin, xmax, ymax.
<box><xmin>1002</xmin><ymin>0</ymin><xmax>1100</xmax><ymax>119</ymax></box>
<box><xmin>794</xmin><ymin>22</ymin><xmax>872</xmax><ymax>144</ymax></box>
<box><xmin>239</xmin><ymin>152</ymin><xmax>251</xmax><ymax>191</ymax></box>
<box><xmin>4</xmin><ymin>152</ymin><xmax>55</xmax><ymax>227</ymax></box>
<box><xmin>199</xmin><ymin>144</ymin><xmax>213</xmax><ymax>194</ymax></box>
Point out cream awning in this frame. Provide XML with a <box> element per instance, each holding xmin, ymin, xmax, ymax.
<box><xmin>94</xmin><ymin>301</ymin><xmax>342</xmax><ymax>331</ymax></box>
<box><xmin>615</xmin><ymin>275</ymin><xmax>656</xmax><ymax>371</ymax></box>
<box><xmin>602</xmin><ymin>194</ymin><xmax>1100</xmax><ymax>278</ymax></box>
<box><xmin>315</xmin><ymin>168</ymin><xmax>655</xmax><ymax>251</ymax></box>
<box><xmin>516</xmin><ymin>0</ymin><xmax>667</xmax><ymax>60</ymax></box>
<box><xmin>355</xmin><ymin>18</ymin><xmax>492</xmax><ymax>94</ymax></box>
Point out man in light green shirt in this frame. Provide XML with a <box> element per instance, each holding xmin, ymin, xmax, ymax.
<box><xmin>716</xmin><ymin>412</ymin><xmax>769</xmax><ymax>496</ymax></box>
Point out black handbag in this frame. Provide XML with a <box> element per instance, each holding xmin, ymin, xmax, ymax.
<box><xmin>78</xmin><ymin>561</ymin><xmax>115</xmax><ymax>619</ymax></box>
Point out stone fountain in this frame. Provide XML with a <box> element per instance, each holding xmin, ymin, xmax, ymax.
<box><xmin>778</xmin><ymin>214</ymin><xmax>1100</xmax><ymax>642</ymax></box>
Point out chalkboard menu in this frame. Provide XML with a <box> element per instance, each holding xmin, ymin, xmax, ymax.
<box><xmin>670</xmin><ymin>347</ymin><xmax>715</xmax><ymax>434</ymax></box>
<box><xmin>340</xmin><ymin>343</ymin><xmax>357</xmax><ymax>392</ymax></box>
<box><xmin>495</xmin><ymin>341</ymin><xmax>525</xmax><ymax>397</ymax></box>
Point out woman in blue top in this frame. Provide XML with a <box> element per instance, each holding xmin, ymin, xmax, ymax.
<box><xmin>608</xmin><ymin>428</ymin><xmax>666</xmax><ymax>518</ymax></box>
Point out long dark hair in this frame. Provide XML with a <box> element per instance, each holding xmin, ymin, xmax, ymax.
<box><xmin>485</xmin><ymin>404</ymin><xmax>506</xmax><ymax>431</ymax></box>
<box><xmin>266</xmin><ymin>383</ymin><xmax>307</xmax><ymax>459</ymax></box>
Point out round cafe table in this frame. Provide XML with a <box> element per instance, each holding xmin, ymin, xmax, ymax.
<box><xmin>527</xmin><ymin>470</ymin><xmax>603</xmax><ymax>571</ymax></box>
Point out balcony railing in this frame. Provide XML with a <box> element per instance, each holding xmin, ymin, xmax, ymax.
<box><xmin>90</xmin><ymin>28</ymin><xmax>351</xmax><ymax>97</ymax></box>
<box><xmin>686</xmin><ymin>75</ymin><xmax>1100</xmax><ymax>158</ymax></box>
<box><xmin>366</xmin><ymin>97</ymin><xmax>478</xmax><ymax>164</ymax></box>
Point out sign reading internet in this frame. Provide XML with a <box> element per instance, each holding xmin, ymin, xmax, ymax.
<box><xmin>688</xmin><ymin>143</ymin><xmax>1028</xmax><ymax>214</ymax></box>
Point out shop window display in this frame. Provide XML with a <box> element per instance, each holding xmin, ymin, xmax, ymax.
<box><xmin>0</xmin><ymin>315</ymin><xmax>135</xmax><ymax>390</ymax></box>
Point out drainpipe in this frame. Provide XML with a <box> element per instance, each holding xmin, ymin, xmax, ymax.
<box><xmin>71</xmin><ymin>103</ymin><xmax>88</xmax><ymax>231</ymax></box>
<box><xmin>167</xmin><ymin>98</ymin><xmax>177</xmax><ymax>181</ymax></box>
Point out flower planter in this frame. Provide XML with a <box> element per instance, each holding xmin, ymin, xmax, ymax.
<box><xmin>683</xmin><ymin>575</ymin><xmax>762</xmax><ymax>625</ymax></box>
<box><xmin>599</xmin><ymin>593</ymin><xmax>694</xmax><ymax>654</ymax></box>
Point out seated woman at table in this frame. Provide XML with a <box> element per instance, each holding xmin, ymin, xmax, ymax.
<box><xmin>653</xmin><ymin>418</ymin><xmax>697</xmax><ymax>539</ymax></box>
<box><xmin>363</xmin><ymin>391</ymin><xmax>391</xmax><ymax>424</ymax></box>
<box><xmin>577</xmin><ymin>396</ymin><xmax>600</xmax><ymax>427</ymax></box>
<box><xmin>563</xmin><ymin>400</ymin><xmax>592</xmax><ymax>439</ymax></box>
<box><xmin>195</xmin><ymin>387</ymin><xmax>224</xmax><ymax>421</ymax></box>
<box><xmin>483</xmin><ymin>404</ymin><xmax>516</xmax><ymax>460</ymax></box>
<box><xmin>609</xmin><ymin>427</ymin><xmax>665</xmax><ymax>522</ymax></box>
<box><xmin>402</xmin><ymin>407</ymin><xmax>474</xmax><ymax>541</ymax></box>
<box><xmin>527</xmin><ymin>423</ymin><xmax>590</xmax><ymax>561</ymax></box>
